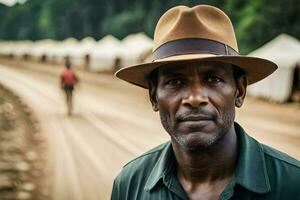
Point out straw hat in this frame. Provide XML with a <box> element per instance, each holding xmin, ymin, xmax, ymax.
<box><xmin>115</xmin><ymin>5</ymin><xmax>277</xmax><ymax>88</ymax></box>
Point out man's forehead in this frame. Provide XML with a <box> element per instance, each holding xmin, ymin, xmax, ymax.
<box><xmin>158</xmin><ymin>61</ymin><xmax>233</xmax><ymax>75</ymax></box>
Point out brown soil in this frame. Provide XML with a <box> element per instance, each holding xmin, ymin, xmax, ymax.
<box><xmin>0</xmin><ymin>84</ymin><xmax>49</xmax><ymax>200</ymax></box>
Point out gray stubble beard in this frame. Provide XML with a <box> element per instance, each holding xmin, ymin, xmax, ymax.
<box><xmin>159</xmin><ymin>107</ymin><xmax>236</xmax><ymax>151</ymax></box>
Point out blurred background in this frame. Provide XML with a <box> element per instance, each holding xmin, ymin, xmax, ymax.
<box><xmin>0</xmin><ymin>0</ymin><xmax>299</xmax><ymax>200</ymax></box>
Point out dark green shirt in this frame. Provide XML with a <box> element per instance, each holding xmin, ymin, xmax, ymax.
<box><xmin>111</xmin><ymin>123</ymin><xmax>300</xmax><ymax>200</ymax></box>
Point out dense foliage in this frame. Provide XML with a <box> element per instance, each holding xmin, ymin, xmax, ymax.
<box><xmin>0</xmin><ymin>0</ymin><xmax>299</xmax><ymax>54</ymax></box>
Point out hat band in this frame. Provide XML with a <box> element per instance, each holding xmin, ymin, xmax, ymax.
<box><xmin>153</xmin><ymin>38</ymin><xmax>239</xmax><ymax>60</ymax></box>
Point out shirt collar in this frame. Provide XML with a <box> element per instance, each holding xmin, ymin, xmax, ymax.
<box><xmin>234</xmin><ymin>122</ymin><xmax>271</xmax><ymax>193</ymax></box>
<box><xmin>144</xmin><ymin>122</ymin><xmax>271</xmax><ymax>194</ymax></box>
<box><xmin>144</xmin><ymin>141</ymin><xmax>174</xmax><ymax>191</ymax></box>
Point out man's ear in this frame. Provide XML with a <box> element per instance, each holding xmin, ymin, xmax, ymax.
<box><xmin>148</xmin><ymin>80</ymin><xmax>159</xmax><ymax>112</ymax></box>
<box><xmin>235</xmin><ymin>75</ymin><xmax>247</xmax><ymax>108</ymax></box>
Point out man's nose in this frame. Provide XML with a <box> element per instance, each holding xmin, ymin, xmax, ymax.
<box><xmin>181</xmin><ymin>82</ymin><xmax>208</xmax><ymax>107</ymax></box>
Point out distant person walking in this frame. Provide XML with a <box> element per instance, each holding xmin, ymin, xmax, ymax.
<box><xmin>60</xmin><ymin>60</ymin><xmax>79</xmax><ymax>116</ymax></box>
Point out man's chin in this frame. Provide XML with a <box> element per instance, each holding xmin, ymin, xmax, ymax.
<box><xmin>173</xmin><ymin>132</ymin><xmax>219</xmax><ymax>151</ymax></box>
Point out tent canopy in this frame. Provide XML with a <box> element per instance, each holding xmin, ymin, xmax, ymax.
<box><xmin>119</xmin><ymin>32</ymin><xmax>153</xmax><ymax>67</ymax></box>
<box><xmin>89</xmin><ymin>35</ymin><xmax>121</xmax><ymax>71</ymax></box>
<box><xmin>249</xmin><ymin>34</ymin><xmax>300</xmax><ymax>68</ymax></box>
<box><xmin>247</xmin><ymin>34</ymin><xmax>300</xmax><ymax>102</ymax></box>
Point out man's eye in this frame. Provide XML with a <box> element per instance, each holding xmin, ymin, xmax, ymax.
<box><xmin>166</xmin><ymin>79</ymin><xmax>184</xmax><ymax>86</ymax></box>
<box><xmin>206</xmin><ymin>76</ymin><xmax>222</xmax><ymax>83</ymax></box>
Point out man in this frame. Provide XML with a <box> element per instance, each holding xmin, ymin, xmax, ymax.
<box><xmin>60</xmin><ymin>59</ymin><xmax>79</xmax><ymax>115</ymax></box>
<box><xmin>112</xmin><ymin>5</ymin><xmax>300</xmax><ymax>200</ymax></box>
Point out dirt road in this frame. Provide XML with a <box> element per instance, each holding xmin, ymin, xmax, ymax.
<box><xmin>0</xmin><ymin>60</ymin><xmax>299</xmax><ymax>200</ymax></box>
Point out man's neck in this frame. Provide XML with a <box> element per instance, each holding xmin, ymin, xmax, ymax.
<box><xmin>172</xmin><ymin>125</ymin><xmax>238</xmax><ymax>184</ymax></box>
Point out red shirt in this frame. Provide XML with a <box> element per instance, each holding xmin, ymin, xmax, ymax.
<box><xmin>61</xmin><ymin>69</ymin><xmax>78</xmax><ymax>85</ymax></box>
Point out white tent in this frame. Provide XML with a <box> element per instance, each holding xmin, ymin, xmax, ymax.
<box><xmin>67</xmin><ymin>36</ymin><xmax>97</xmax><ymax>68</ymax></box>
<box><xmin>0</xmin><ymin>41</ymin><xmax>14</xmax><ymax>57</ymax></box>
<box><xmin>28</xmin><ymin>39</ymin><xmax>58</xmax><ymax>62</ymax></box>
<box><xmin>48</xmin><ymin>37</ymin><xmax>79</xmax><ymax>64</ymax></box>
<box><xmin>247</xmin><ymin>34</ymin><xmax>300</xmax><ymax>102</ymax></box>
<box><xmin>0</xmin><ymin>40</ymin><xmax>30</xmax><ymax>58</ymax></box>
<box><xmin>89</xmin><ymin>35</ymin><xmax>121</xmax><ymax>72</ymax></box>
<box><xmin>119</xmin><ymin>32</ymin><xmax>153</xmax><ymax>67</ymax></box>
<box><xmin>10</xmin><ymin>40</ymin><xmax>33</xmax><ymax>59</ymax></box>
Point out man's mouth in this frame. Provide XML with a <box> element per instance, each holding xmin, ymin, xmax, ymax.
<box><xmin>179</xmin><ymin>114</ymin><xmax>213</xmax><ymax>122</ymax></box>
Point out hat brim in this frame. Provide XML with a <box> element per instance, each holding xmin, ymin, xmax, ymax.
<box><xmin>115</xmin><ymin>54</ymin><xmax>278</xmax><ymax>89</ymax></box>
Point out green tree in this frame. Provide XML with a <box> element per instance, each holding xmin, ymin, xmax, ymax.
<box><xmin>0</xmin><ymin>0</ymin><xmax>299</xmax><ymax>54</ymax></box>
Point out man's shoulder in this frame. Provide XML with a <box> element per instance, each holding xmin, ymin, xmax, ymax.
<box><xmin>260</xmin><ymin>143</ymin><xmax>300</xmax><ymax>190</ymax></box>
<box><xmin>111</xmin><ymin>142</ymin><xmax>171</xmax><ymax>199</ymax></box>
<box><xmin>259</xmin><ymin>144</ymin><xmax>300</xmax><ymax>197</ymax></box>
<box><xmin>261</xmin><ymin>144</ymin><xmax>300</xmax><ymax>169</ymax></box>
<box><xmin>124</xmin><ymin>141</ymin><xmax>169</xmax><ymax>168</ymax></box>
<box><xmin>115</xmin><ymin>141</ymin><xmax>170</xmax><ymax>181</ymax></box>
<box><xmin>237</xmin><ymin>123</ymin><xmax>300</xmax><ymax>171</ymax></box>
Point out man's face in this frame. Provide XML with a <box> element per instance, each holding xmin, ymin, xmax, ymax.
<box><xmin>149</xmin><ymin>61</ymin><xmax>246</xmax><ymax>151</ymax></box>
